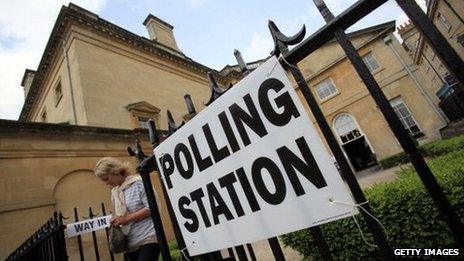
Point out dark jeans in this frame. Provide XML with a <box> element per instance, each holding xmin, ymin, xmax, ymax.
<box><xmin>124</xmin><ymin>243</ymin><xmax>160</xmax><ymax>261</ymax></box>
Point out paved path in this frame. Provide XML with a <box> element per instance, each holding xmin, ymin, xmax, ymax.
<box><xmin>357</xmin><ymin>165</ymin><xmax>406</xmax><ymax>188</ymax></box>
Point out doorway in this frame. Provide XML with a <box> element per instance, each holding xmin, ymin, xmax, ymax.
<box><xmin>333</xmin><ymin>113</ymin><xmax>378</xmax><ymax>171</ymax></box>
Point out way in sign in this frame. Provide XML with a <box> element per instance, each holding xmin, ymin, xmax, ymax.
<box><xmin>66</xmin><ymin>214</ymin><xmax>111</xmax><ymax>238</ymax></box>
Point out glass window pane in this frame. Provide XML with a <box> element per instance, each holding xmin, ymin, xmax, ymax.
<box><xmin>316</xmin><ymin>78</ymin><xmax>337</xmax><ymax>100</ymax></box>
<box><xmin>362</xmin><ymin>52</ymin><xmax>380</xmax><ymax>73</ymax></box>
<box><xmin>389</xmin><ymin>97</ymin><xmax>422</xmax><ymax>137</ymax></box>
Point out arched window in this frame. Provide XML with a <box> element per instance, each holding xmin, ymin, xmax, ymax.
<box><xmin>333</xmin><ymin>114</ymin><xmax>362</xmax><ymax>144</ymax></box>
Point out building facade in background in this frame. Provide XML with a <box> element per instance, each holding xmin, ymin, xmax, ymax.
<box><xmin>398</xmin><ymin>0</ymin><xmax>463</xmax><ymax>123</ymax></box>
<box><xmin>297</xmin><ymin>21</ymin><xmax>446</xmax><ymax>171</ymax></box>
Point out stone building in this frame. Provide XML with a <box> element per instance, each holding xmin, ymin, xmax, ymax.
<box><xmin>0</xmin><ymin>2</ymin><xmax>450</xmax><ymax>259</ymax></box>
<box><xmin>296</xmin><ymin>21</ymin><xmax>446</xmax><ymax>171</ymax></box>
<box><xmin>397</xmin><ymin>0</ymin><xmax>463</xmax><ymax>128</ymax></box>
<box><xmin>2</xmin><ymin>3</ymin><xmax>223</xmax><ymax>259</ymax></box>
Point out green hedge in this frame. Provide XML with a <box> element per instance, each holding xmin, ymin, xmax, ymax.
<box><xmin>379</xmin><ymin>134</ymin><xmax>464</xmax><ymax>169</ymax></box>
<box><xmin>158</xmin><ymin>241</ymin><xmax>181</xmax><ymax>261</ymax></box>
<box><xmin>281</xmin><ymin>151</ymin><xmax>464</xmax><ymax>260</ymax></box>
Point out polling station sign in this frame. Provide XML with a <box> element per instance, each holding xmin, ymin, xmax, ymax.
<box><xmin>66</xmin><ymin>215</ymin><xmax>111</xmax><ymax>238</ymax></box>
<box><xmin>154</xmin><ymin>56</ymin><xmax>355</xmax><ymax>255</ymax></box>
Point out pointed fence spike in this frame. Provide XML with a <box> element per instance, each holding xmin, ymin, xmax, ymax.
<box><xmin>148</xmin><ymin>119</ymin><xmax>159</xmax><ymax>146</ymax></box>
<box><xmin>234</xmin><ymin>49</ymin><xmax>248</xmax><ymax>74</ymax></box>
<box><xmin>205</xmin><ymin>72</ymin><xmax>226</xmax><ymax>106</ymax></box>
<box><xmin>268</xmin><ymin>20</ymin><xmax>306</xmax><ymax>56</ymax></box>
<box><xmin>167</xmin><ymin>110</ymin><xmax>178</xmax><ymax>135</ymax></box>
<box><xmin>184</xmin><ymin>94</ymin><xmax>197</xmax><ymax>115</ymax></box>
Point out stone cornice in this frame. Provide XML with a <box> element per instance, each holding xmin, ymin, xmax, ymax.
<box><xmin>0</xmin><ymin>119</ymin><xmax>168</xmax><ymax>138</ymax></box>
<box><xmin>19</xmin><ymin>3</ymin><xmax>223</xmax><ymax>121</ymax></box>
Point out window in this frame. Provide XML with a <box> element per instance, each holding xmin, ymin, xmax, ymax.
<box><xmin>362</xmin><ymin>52</ymin><xmax>380</xmax><ymax>73</ymax></box>
<box><xmin>126</xmin><ymin>101</ymin><xmax>160</xmax><ymax>129</ymax></box>
<box><xmin>54</xmin><ymin>82</ymin><xmax>63</xmax><ymax>106</ymax></box>
<box><xmin>437</xmin><ymin>13</ymin><xmax>452</xmax><ymax>32</ymax></box>
<box><xmin>333</xmin><ymin>114</ymin><xmax>362</xmax><ymax>144</ymax></box>
<box><xmin>315</xmin><ymin>78</ymin><xmax>337</xmax><ymax>101</ymax></box>
<box><xmin>390</xmin><ymin>97</ymin><xmax>423</xmax><ymax>138</ymax></box>
<box><xmin>41</xmin><ymin>109</ymin><xmax>47</xmax><ymax>123</ymax></box>
<box><xmin>138</xmin><ymin>117</ymin><xmax>151</xmax><ymax>129</ymax></box>
<box><xmin>458</xmin><ymin>34</ymin><xmax>464</xmax><ymax>47</ymax></box>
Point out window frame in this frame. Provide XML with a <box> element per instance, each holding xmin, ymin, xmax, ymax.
<box><xmin>389</xmin><ymin>97</ymin><xmax>424</xmax><ymax>138</ymax></box>
<box><xmin>314</xmin><ymin>77</ymin><xmax>338</xmax><ymax>102</ymax></box>
<box><xmin>437</xmin><ymin>13</ymin><xmax>452</xmax><ymax>32</ymax></box>
<box><xmin>126</xmin><ymin>101</ymin><xmax>161</xmax><ymax>130</ymax></box>
<box><xmin>54</xmin><ymin>82</ymin><xmax>63</xmax><ymax>107</ymax></box>
<box><xmin>41</xmin><ymin>108</ymin><xmax>47</xmax><ymax>123</ymax></box>
<box><xmin>361</xmin><ymin>52</ymin><xmax>381</xmax><ymax>73</ymax></box>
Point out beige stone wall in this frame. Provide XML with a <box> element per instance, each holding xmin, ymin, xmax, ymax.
<box><xmin>433</xmin><ymin>0</ymin><xmax>464</xmax><ymax>60</ymax></box>
<box><xmin>295</xmin><ymin>30</ymin><xmax>444</xmax><ymax>160</ymax></box>
<box><xmin>27</xmin><ymin>34</ymin><xmax>88</xmax><ymax>125</ymax></box>
<box><xmin>0</xmin><ymin>124</ymin><xmax>175</xmax><ymax>259</ymax></box>
<box><xmin>66</xmin><ymin>25</ymin><xmax>211</xmax><ymax>131</ymax></box>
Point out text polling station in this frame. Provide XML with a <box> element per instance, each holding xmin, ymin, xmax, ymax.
<box><xmin>154</xmin><ymin>56</ymin><xmax>355</xmax><ymax>255</ymax></box>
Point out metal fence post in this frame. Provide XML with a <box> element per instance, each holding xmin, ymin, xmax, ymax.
<box><xmin>73</xmin><ymin>207</ymin><xmax>85</xmax><ymax>261</ymax></box>
<box><xmin>312</xmin><ymin>0</ymin><xmax>464</xmax><ymax>249</ymax></box>
<box><xmin>268</xmin><ymin>20</ymin><xmax>393</xmax><ymax>257</ymax></box>
<box><xmin>87</xmin><ymin>208</ymin><xmax>100</xmax><ymax>261</ymax></box>
<box><xmin>101</xmin><ymin>203</ymin><xmax>115</xmax><ymax>261</ymax></box>
<box><xmin>128</xmin><ymin>140</ymin><xmax>172</xmax><ymax>261</ymax></box>
<box><xmin>58</xmin><ymin>212</ymin><xmax>69</xmax><ymax>260</ymax></box>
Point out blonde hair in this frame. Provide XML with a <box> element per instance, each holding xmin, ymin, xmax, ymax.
<box><xmin>94</xmin><ymin>157</ymin><xmax>132</xmax><ymax>178</ymax></box>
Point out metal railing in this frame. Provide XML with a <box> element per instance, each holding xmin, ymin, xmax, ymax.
<box><xmin>6</xmin><ymin>212</ymin><xmax>67</xmax><ymax>261</ymax></box>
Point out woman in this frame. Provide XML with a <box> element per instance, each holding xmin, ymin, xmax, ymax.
<box><xmin>94</xmin><ymin>157</ymin><xmax>159</xmax><ymax>261</ymax></box>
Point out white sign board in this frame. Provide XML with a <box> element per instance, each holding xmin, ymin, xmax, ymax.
<box><xmin>155</xmin><ymin>56</ymin><xmax>355</xmax><ymax>255</ymax></box>
<box><xmin>66</xmin><ymin>215</ymin><xmax>111</xmax><ymax>238</ymax></box>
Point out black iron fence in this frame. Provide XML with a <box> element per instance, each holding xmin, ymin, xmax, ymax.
<box><xmin>6</xmin><ymin>212</ymin><xmax>67</xmax><ymax>261</ymax></box>
<box><xmin>131</xmin><ymin>0</ymin><xmax>464</xmax><ymax>260</ymax></box>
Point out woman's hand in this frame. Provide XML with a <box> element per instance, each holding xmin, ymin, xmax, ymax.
<box><xmin>110</xmin><ymin>215</ymin><xmax>129</xmax><ymax>226</ymax></box>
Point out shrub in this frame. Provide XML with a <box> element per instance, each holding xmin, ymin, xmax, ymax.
<box><xmin>281</xmin><ymin>151</ymin><xmax>464</xmax><ymax>260</ymax></box>
<box><xmin>379</xmin><ymin>135</ymin><xmax>464</xmax><ymax>169</ymax></box>
<box><xmin>379</xmin><ymin>152</ymin><xmax>408</xmax><ymax>169</ymax></box>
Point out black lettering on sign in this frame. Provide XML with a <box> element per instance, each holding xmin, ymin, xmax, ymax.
<box><xmin>219</xmin><ymin>172</ymin><xmax>245</xmax><ymax>217</ymax></box>
<box><xmin>159</xmin><ymin>153</ymin><xmax>175</xmax><ymax>189</ymax></box>
<box><xmin>202</xmin><ymin>123</ymin><xmax>230</xmax><ymax>163</ymax></box>
<box><xmin>188</xmin><ymin>134</ymin><xmax>213</xmax><ymax>172</ymax></box>
<box><xmin>218</xmin><ymin>111</ymin><xmax>240</xmax><ymax>153</ymax></box>
<box><xmin>84</xmin><ymin>222</ymin><xmax>92</xmax><ymax>230</ymax></box>
<box><xmin>229</xmin><ymin>94</ymin><xmax>268</xmax><ymax>147</ymax></box>
<box><xmin>98</xmin><ymin>218</ymin><xmax>107</xmax><ymax>226</ymax></box>
<box><xmin>174</xmin><ymin>143</ymin><xmax>194</xmax><ymax>180</ymax></box>
<box><xmin>277</xmin><ymin>136</ymin><xmax>328</xmax><ymax>196</ymax></box>
<box><xmin>252</xmin><ymin>157</ymin><xmax>286</xmax><ymax>205</ymax></box>
<box><xmin>179</xmin><ymin>196</ymin><xmax>199</xmax><ymax>233</ymax></box>
<box><xmin>236</xmin><ymin>167</ymin><xmax>261</xmax><ymax>212</ymax></box>
<box><xmin>74</xmin><ymin>223</ymin><xmax>84</xmax><ymax>232</ymax></box>
<box><xmin>190</xmin><ymin>188</ymin><xmax>211</xmax><ymax>228</ymax></box>
<box><xmin>259</xmin><ymin>78</ymin><xmax>301</xmax><ymax>126</ymax></box>
<box><xmin>207</xmin><ymin>182</ymin><xmax>234</xmax><ymax>225</ymax></box>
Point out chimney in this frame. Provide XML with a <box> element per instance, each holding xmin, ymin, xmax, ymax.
<box><xmin>143</xmin><ymin>14</ymin><xmax>181</xmax><ymax>52</ymax></box>
<box><xmin>20</xmin><ymin>69</ymin><xmax>36</xmax><ymax>98</ymax></box>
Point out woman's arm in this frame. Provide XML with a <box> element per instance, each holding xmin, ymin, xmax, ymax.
<box><xmin>111</xmin><ymin>208</ymin><xmax>151</xmax><ymax>226</ymax></box>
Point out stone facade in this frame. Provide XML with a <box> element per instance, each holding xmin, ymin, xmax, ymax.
<box><xmin>296</xmin><ymin>21</ymin><xmax>445</xmax><ymax>169</ymax></box>
<box><xmin>397</xmin><ymin>0</ymin><xmax>463</xmax><ymax>112</ymax></box>
<box><xmin>0</xmin><ymin>120</ymin><xmax>175</xmax><ymax>258</ymax></box>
